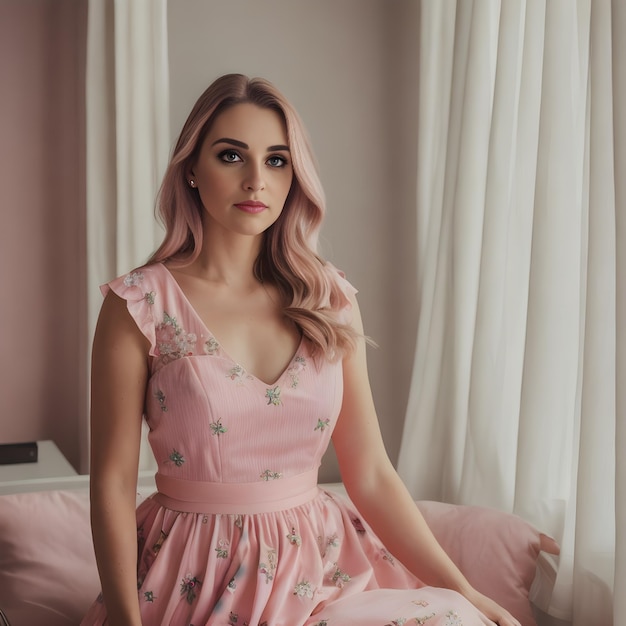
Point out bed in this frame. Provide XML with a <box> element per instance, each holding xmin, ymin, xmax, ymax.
<box><xmin>0</xmin><ymin>466</ymin><xmax>562</xmax><ymax>626</ymax></box>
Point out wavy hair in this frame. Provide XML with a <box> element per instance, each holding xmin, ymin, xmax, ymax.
<box><xmin>148</xmin><ymin>74</ymin><xmax>357</xmax><ymax>358</ymax></box>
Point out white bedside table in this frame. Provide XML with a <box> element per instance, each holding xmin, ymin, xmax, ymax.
<box><xmin>0</xmin><ymin>440</ymin><xmax>79</xmax><ymax>495</ymax></box>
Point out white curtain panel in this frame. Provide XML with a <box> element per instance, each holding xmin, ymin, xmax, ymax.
<box><xmin>397</xmin><ymin>1</ymin><xmax>623</xmax><ymax>624</ymax></box>
<box><xmin>83</xmin><ymin>0</ymin><xmax>169</xmax><ymax>472</ymax></box>
<box><xmin>611</xmin><ymin>0</ymin><xmax>626</xmax><ymax>624</ymax></box>
<box><xmin>612</xmin><ymin>1</ymin><xmax>626</xmax><ymax>621</ymax></box>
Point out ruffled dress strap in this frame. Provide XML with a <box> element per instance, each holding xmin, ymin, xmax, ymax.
<box><xmin>324</xmin><ymin>262</ymin><xmax>358</xmax><ymax>325</ymax></box>
<box><xmin>101</xmin><ymin>265</ymin><xmax>164</xmax><ymax>362</ymax></box>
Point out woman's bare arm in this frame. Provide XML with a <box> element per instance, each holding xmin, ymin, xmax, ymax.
<box><xmin>332</xmin><ymin>294</ymin><xmax>520</xmax><ymax>626</ymax></box>
<box><xmin>89</xmin><ymin>291</ymin><xmax>149</xmax><ymax>626</ymax></box>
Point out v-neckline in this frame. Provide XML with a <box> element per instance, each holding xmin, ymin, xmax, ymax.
<box><xmin>158</xmin><ymin>263</ymin><xmax>304</xmax><ymax>387</ymax></box>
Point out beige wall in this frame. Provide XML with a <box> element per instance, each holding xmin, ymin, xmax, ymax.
<box><xmin>168</xmin><ymin>0</ymin><xmax>420</xmax><ymax>480</ymax></box>
<box><xmin>0</xmin><ymin>0</ymin><xmax>87</xmax><ymax>469</ymax></box>
<box><xmin>0</xmin><ymin>1</ymin><xmax>418</xmax><ymax>480</ymax></box>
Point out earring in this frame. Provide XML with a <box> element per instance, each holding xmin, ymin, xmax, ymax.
<box><xmin>189</xmin><ymin>180</ymin><xmax>196</xmax><ymax>188</ymax></box>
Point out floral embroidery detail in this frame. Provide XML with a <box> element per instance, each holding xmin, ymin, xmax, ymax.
<box><xmin>287</xmin><ymin>355</ymin><xmax>307</xmax><ymax>388</ymax></box>
<box><xmin>228</xmin><ymin>611</ymin><xmax>238</xmax><ymax>624</ymax></box>
<box><xmin>445</xmin><ymin>611</ymin><xmax>462</xmax><ymax>626</ymax></box>
<box><xmin>156</xmin><ymin>312</ymin><xmax>197</xmax><ymax>362</ymax></box>
<box><xmin>227</xmin><ymin>576</ymin><xmax>237</xmax><ymax>593</ymax></box>
<box><xmin>154</xmin><ymin>389</ymin><xmax>168</xmax><ymax>412</ymax></box>
<box><xmin>233</xmin><ymin>514</ymin><xmax>243</xmax><ymax>529</ymax></box>
<box><xmin>315</xmin><ymin>418</ymin><xmax>330</xmax><ymax>432</ymax></box>
<box><xmin>382</xmin><ymin>548</ymin><xmax>395</xmax><ymax>565</ymax></box>
<box><xmin>202</xmin><ymin>515</ymin><xmax>209</xmax><ymax>524</ymax></box>
<box><xmin>265</xmin><ymin>386</ymin><xmax>282</xmax><ymax>406</ymax></box>
<box><xmin>314</xmin><ymin>621</ymin><xmax>328</xmax><ymax>626</ymax></box>
<box><xmin>143</xmin><ymin>590</ymin><xmax>156</xmax><ymax>602</ymax></box>
<box><xmin>180</xmin><ymin>574</ymin><xmax>201</xmax><ymax>604</ymax></box>
<box><xmin>144</xmin><ymin>291</ymin><xmax>155</xmax><ymax>305</ymax></box>
<box><xmin>260</xmin><ymin>469</ymin><xmax>282</xmax><ymax>481</ymax></box>
<box><xmin>412</xmin><ymin>600</ymin><xmax>429</xmax><ymax>608</ymax></box>
<box><xmin>259</xmin><ymin>548</ymin><xmax>277</xmax><ymax>583</ymax></box>
<box><xmin>215</xmin><ymin>539</ymin><xmax>229</xmax><ymax>558</ymax></box>
<box><xmin>227</xmin><ymin>364</ymin><xmax>247</xmax><ymax>381</ymax></box>
<box><xmin>124</xmin><ymin>271</ymin><xmax>144</xmax><ymax>287</ymax></box>
<box><xmin>386</xmin><ymin>617</ymin><xmax>435</xmax><ymax>626</ymax></box>
<box><xmin>351</xmin><ymin>517</ymin><xmax>366</xmax><ymax>534</ymax></box>
<box><xmin>293</xmin><ymin>580</ymin><xmax>314</xmax><ymax>598</ymax></box>
<box><xmin>204</xmin><ymin>337</ymin><xmax>219</xmax><ymax>355</ymax></box>
<box><xmin>318</xmin><ymin>533</ymin><xmax>340</xmax><ymax>558</ymax></box>
<box><xmin>330</xmin><ymin>564</ymin><xmax>350</xmax><ymax>588</ymax></box>
<box><xmin>168</xmin><ymin>449</ymin><xmax>185</xmax><ymax>467</ymax></box>
<box><xmin>210</xmin><ymin>418</ymin><xmax>227</xmax><ymax>435</ymax></box>
<box><xmin>152</xmin><ymin>530</ymin><xmax>168</xmax><ymax>553</ymax></box>
<box><xmin>287</xmin><ymin>527</ymin><xmax>302</xmax><ymax>546</ymax></box>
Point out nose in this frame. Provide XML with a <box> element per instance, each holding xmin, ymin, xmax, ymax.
<box><xmin>243</xmin><ymin>161</ymin><xmax>265</xmax><ymax>191</ymax></box>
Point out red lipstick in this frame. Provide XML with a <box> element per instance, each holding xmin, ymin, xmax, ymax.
<box><xmin>234</xmin><ymin>201</ymin><xmax>268</xmax><ymax>214</ymax></box>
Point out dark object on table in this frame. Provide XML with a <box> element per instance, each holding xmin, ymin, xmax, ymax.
<box><xmin>0</xmin><ymin>442</ymin><xmax>38</xmax><ymax>465</ymax></box>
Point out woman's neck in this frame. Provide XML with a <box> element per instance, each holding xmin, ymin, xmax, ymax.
<box><xmin>182</xmin><ymin>230</ymin><xmax>263</xmax><ymax>289</ymax></box>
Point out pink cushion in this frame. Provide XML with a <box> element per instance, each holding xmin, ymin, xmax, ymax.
<box><xmin>417</xmin><ymin>500</ymin><xmax>559</xmax><ymax>626</ymax></box>
<box><xmin>0</xmin><ymin>489</ymin><xmax>100</xmax><ymax>626</ymax></box>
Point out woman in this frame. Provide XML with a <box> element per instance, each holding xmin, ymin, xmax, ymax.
<box><xmin>82</xmin><ymin>74</ymin><xmax>519</xmax><ymax>626</ymax></box>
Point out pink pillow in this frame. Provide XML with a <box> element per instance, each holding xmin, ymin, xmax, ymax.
<box><xmin>417</xmin><ymin>500</ymin><xmax>559</xmax><ymax>626</ymax></box>
<box><xmin>0</xmin><ymin>489</ymin><xmax>100</xmax><ymax>626</ymax></box>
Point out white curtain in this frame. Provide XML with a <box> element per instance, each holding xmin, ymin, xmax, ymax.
<box><xmin>82</xmin><ymin>0</ymin><xmax>170</xmax><ymax>472</ymax></box>
<box><xmin>397</xmin><ymin>2</ymin><xmax>624</xmax><ymax>624</ymax></box>
<box><xmin>613</xmin><ymin>0</ymin><xmax>626</xmax><ymax>620</ymax></box>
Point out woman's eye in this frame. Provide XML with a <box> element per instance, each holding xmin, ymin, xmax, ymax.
<box><xmin>267</xmin><ymin>155</ymin><xmax>287</xmax><ymax>168</ymax></box>
<box><xmin>219</xmin><ymin>150</ymin><xmax>242</xmax><ymax>163</ymax></box>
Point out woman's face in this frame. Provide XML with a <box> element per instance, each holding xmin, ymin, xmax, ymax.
<box><xmin>190</xmin><ymin>102</ymin><xmax>293</xmax><ymax>239</ymax></box>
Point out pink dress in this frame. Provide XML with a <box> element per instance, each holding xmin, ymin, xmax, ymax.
<box><xmin>81</xmin><ymin>263</ymin><xmax>492</xmax><ymax>626</ymax></box>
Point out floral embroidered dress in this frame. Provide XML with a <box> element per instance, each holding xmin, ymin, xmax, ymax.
<box><xmin>81</xmin><ymin>263</ymin><xmax>492</xmax><ymax>626</ymax></box>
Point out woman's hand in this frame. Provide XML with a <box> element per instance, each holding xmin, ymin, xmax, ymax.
<box><xmin>465</xmin><ymin>588</ymin><xmax>522</xmax><ymax>626</ymax></box>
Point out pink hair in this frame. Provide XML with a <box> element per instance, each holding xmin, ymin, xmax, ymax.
<box><xmin>149</xmin><ymin>74</ymin><xmax>356</xmax><ymax>358</ymax></box>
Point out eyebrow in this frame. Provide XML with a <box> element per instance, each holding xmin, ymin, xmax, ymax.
<box><xmin>211</xmin><ymin>137</ymin><xmax>290</xmax><ymax>152</ymax></box>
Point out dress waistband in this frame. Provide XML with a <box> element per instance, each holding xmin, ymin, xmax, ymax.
<box><xmin>152</xmin><ymin>468</ymin><xmax>320</xmax><ymax>514</ymax></box>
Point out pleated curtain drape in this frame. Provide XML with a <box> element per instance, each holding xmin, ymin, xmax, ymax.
<box><xmin>397</xmin><ymin>2</ymin><xmax>624</xmax><ymax>624</ymax></box>
<box><xmin>82</xmin><ymin>0</ymin><xmax>170</xmax><ymax>472</ymax></box>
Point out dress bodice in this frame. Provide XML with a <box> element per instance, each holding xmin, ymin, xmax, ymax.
<box><xmin>105</xmin><ymin>263</ymin><xmax>345</xmax><ymax>485</ymax></box>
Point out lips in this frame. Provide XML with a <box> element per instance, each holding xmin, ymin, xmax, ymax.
<box><xmin>234</xmin><ymin>201</ymin><xmax>268</xmax><ymax>214</ymax></box>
